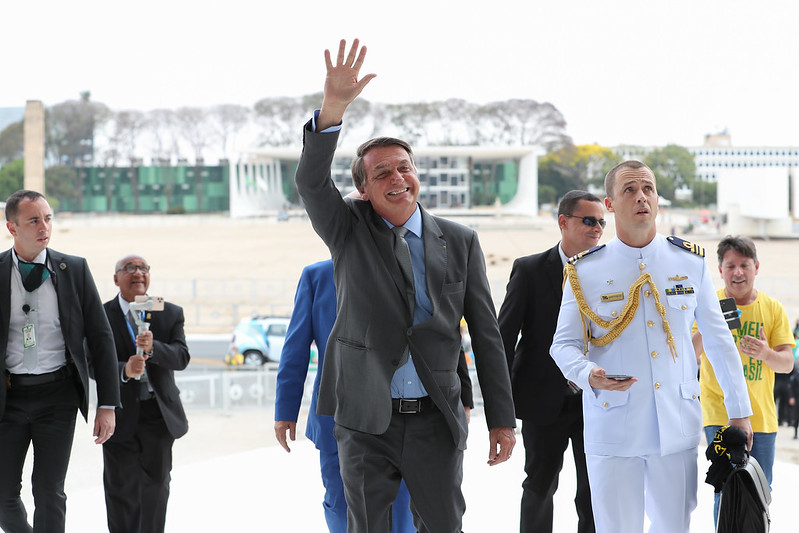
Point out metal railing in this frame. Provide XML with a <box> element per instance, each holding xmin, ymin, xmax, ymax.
<box><xmin>157</xmin><ymin>365</ymin><xmax>484</xmax><ymax>411</ymax></box>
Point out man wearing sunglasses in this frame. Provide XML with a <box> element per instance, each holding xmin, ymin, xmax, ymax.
<box><xmin>499</xmin><ymin>190</ymin><xmax>604</xmax><ymax>533</ymax></box>
<box><xmin>551</xmin><ymin>161</ymin><xmax>752</xmax><ymax>532</ymax></box>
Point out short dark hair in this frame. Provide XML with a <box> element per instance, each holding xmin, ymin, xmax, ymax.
<box><xmin>717</xmin><ymin>235</ymin><xmax>758</xmax><ymax>265</ymax></box>
<box><xmin>604</xmin><ymin>160</ymin><xmax>652</xmax><ymax>198</ymax></box>
<box><xmin>558</xmin><ymin>190</ymin><xmax>602</xmax><ymax>216</ymax></box>
<box><xmin>351</xmin><ymin>137</ymin><xmax>415</xmax><ymax>190</ymax></box>
<box><xmin>5</xmin><ymin>190</ymin><xmax>45</xmax><ymax>222</ymax></box>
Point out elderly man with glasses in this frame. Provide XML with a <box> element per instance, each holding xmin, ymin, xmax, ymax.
<box><xmin>101</xmin><ymin>254</ymin><xmax>190</xmax><ymax>533</ymax></box>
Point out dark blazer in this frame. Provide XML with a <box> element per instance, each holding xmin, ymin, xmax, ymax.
<box><xmin>0</xmin><ymin>248</ymin><xmax>121</xmax><ymax>419</ymax></box>
<box><xmin>498</xmin><ymin>244</ymin><xmax>571</xmax><ymax>423</ymax></box>
<box><xmin>275</xmin><ymin>259</ymin><xmax>475</xmax><ymax>453</ymax></box>
<box><xmin>295</xmin><ymin>123</ymin><xmax>514</xmax><ymax>450</ymax></box>
<box><xmin>104</xmin><ymin>297</ymin><xmax>190</xmax><ymax>441</ymax></box>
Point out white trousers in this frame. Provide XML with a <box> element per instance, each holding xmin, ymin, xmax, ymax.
<box><xmin>586</xmin><ymin>448</ymin><xmax>697</xmax><ymax>533</ymax></box>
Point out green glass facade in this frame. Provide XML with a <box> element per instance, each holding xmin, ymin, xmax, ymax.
<box><xmin>471</xmin><ymin>159</ymin><xmax>520</xmax><ymax>206</ymax></box>
<box><xmin>60</xmin><ymin>164</ymin><xmax>230</xmax><ymax>213</ymax></box>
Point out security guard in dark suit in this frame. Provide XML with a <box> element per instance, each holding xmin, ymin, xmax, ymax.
<box><xmin>0</xmin><ymin>190</ymin><xmax>120</xmax><ymax>533</ymax></box>
<box><xmin>499</xmin><ymin>190</ymin><xmax>604</xmax><ymax>533</ymax></box>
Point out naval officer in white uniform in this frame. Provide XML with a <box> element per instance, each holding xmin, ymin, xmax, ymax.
<box><xmin>550</xmin><ymin>160</ymin><xmax>753</xmax><ymax>533</ymax></box>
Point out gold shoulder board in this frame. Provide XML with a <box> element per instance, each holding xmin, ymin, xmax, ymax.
<box><xmin>667</xmin><ymin>236</ymin><xmax>705</xmax><ymax>257</ymax></box>
<box><xmin>568</xmin><ymin>244</ymin><xmax>606</xmax><ymax>265</ymax></box>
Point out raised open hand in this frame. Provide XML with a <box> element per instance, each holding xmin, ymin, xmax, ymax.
<box><xmin>318</xmin><ymin>39</ymin><xmax>376</xmax><ymax>130</ymax></box>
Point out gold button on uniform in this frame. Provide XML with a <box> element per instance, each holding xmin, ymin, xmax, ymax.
<box><xmin>651</xmin><ymin>351</ymin><xmax>658</xmax><ymax>358</ymax></box>
<box><xmin>603</xmin><ymin>402</ymin><xmax>609</xmax><ymax>408</ymax></box>
<box><xmin>611</xmin><ymin>311</ymin><xmax>618</xmax><ymax>317</ymax></box>
<box><xmin>647</xmin><ymin>320</ymin><xmax>654</xmax><ymax>327</ymax></box>
<box><xmin>654</xmin><ymin>382</ymin><xmax>661</xmax><ymax>389</ymax></box>
<box><xmin>644</xmin><ymin>290</ymin><xmax>651</xmax><ymax>297</ymax></box>
<box><xmin>692</xmin><ymin>394</ymin><xmax>697</xmax><ymax>399</ymax></box>
<box><xmin>681</xmin><ymin>304</ymin><xmax>687</xmax><ymax>310</ymax></box>
<box><xmin>639</xmin><ymin>263</ymin><xmax>646</xmax><ymax>270</ymax></box>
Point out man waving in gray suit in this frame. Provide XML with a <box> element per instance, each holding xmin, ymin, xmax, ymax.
<box><xmin>295</xmin><ymin>39</ymin><xmax>516</xmax><ymax>533</ymax></box>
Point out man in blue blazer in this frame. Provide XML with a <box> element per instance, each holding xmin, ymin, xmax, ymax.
<box><xmin>275</xmin><ymin>259</ymin><xmax>474</xmax><ymax>532</ymax></box>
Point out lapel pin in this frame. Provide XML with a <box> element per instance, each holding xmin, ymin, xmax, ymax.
<box><xmin>59</xmin><ymin>263</ymin><xmax>67</xmax><ymax>270</ymax></box>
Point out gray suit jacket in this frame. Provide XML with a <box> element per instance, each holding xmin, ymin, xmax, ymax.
<box><xmin>0</xmin><ymin>248</ymin><xmax>121</xmax><ymax>420</ymax></box>
<box><xmin>295</xmin><ymin>122</ymin><xmax>515</xmax><ymax>450</ymax></box>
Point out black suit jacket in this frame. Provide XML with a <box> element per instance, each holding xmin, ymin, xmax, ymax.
<box><xmin>498</xmin><ymin>244</ymin><xmax>572</xmax><ymax>423</ymax></box>
<box><xmin>296</xmin><ymin>122</ymin><xmax>515</xmax><ymax>450</ymax></box>
<box><xmin>0</xmin><ymin>248</ymin><xmax>121</xmax><ymax>419</ymax></box>
<box><xmin>104</xmin><ymin>297</ymin><xmax>190</xmax><ymax>440</ymax></box>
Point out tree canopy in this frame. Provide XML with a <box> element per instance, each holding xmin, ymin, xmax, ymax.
<box><xmin>0</xmin><ymin>120</ymin><xmax>23</xmax><ymax>166</ymax></box>
<box><xmin>46</xmin><ymin>91</ymin><xmax>110</xmax><ymax>167</ymax></box>
<box><xmin>538</xmin><ymin>144</ymin><xmax>621</xmax><ymax>204</ymax></box>
<box><xmin>643</xmin><ymin>144</ymin><xmax>697</xmax><ymax>201</ymax></box>
<box><xmin>0</xmin><ymin>158</ymin><xmax>24</xmax><ymax>201</ymax></box>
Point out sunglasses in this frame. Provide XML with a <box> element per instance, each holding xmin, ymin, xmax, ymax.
<box><xmin>564</xmin><ymin>214</ymin><xmax>607</xmax><ymax>229</ymax></box>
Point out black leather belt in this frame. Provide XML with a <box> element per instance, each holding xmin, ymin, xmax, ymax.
<box><xmin>6</xmin><ymin>365</ymin><xmax>74</xmax><ymax>389</ymax></box>
<box><xmin>391</xmin><ymin>396</ymin><xmax>436</xmax><ymax>414</ymax></box>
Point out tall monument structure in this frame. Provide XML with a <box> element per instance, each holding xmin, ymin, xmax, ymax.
<box><xmin>24</xmin><ymin>100</ymin><xmax>45</xmax><ymax>193</ymax></box>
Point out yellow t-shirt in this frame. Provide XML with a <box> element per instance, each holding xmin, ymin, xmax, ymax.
<box><xmin>699</xmin><ymin>289</ymin><xmax>795</xmax><ymax>432</ymax></box>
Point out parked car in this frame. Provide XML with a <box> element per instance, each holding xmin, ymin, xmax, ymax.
<box><xmin>225</xmin><ymin>316</ymin><xmax>290</xmax><ymax>365</ymax></box>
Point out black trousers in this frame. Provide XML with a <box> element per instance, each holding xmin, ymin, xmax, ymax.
<box><xmin>520</xmin><ymin>394</ymin><xmax>594</xmax><ymax>533</ymax></box>
<box><xmin>335</xmin><ymin>406</ymin><xmax>464</xmax><ymax>533</ymax></box>
<box><xmin>0</xmin><ymin>377</ymin><xmax>81</xmax><ymax>533</ymax></box>
<box><xmin>103</xmin><ymin>399</ymin><xmax>175</xmax><ymax>533</ymax></box>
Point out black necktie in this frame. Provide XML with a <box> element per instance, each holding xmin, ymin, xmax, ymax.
<box><xmin>19</xmin><ymin>261</ymin><xmax>49</xmax><ymax>292</ymax></box>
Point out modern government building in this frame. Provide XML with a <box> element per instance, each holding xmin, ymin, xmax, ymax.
<box><xmin>54</xmin><ymin>131</ymin><xmax>798</xmax><ymax>236</ymax></box>
<box><xmin>2</xmin><ymin>101</ymin><xmax>796</xmax><ymax>234</ymax></box>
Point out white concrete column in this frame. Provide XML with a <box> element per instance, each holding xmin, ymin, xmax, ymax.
<box><xmin>24</xmin><ymin>100</ymin><xmax>45</xmax><ymax>193</ymax></box>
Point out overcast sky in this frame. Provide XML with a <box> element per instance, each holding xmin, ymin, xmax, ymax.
<box><xmin>4</xmin><ymin>0</ymin><xmax>798</xmax><ymax>148</ymax></box>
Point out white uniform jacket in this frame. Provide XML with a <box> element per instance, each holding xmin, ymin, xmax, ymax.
<box><xmin>550</xmin><ymin>235</ymin><xmax>752</xmax><ymax>457</ymax></box>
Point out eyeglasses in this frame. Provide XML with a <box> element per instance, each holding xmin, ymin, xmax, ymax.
<box><xmin>117</xmin><ymin>264</ymin><xmax>151</xmax><ymax>274</ymax></box>
<box><xmin>564</xmin><ymin>214</ymin><xmax>607</xmax><ymax>229</ymax></box>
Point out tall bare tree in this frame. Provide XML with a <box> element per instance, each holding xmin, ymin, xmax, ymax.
<box><xmin>175</xmin><ymin>107</ymin><xmax>213</xmax><ymax>211</ymax></box>
<box><xmin>253</xmin><ymin>96</ymin><xmax>308</xmax><ymax>147</ymax></box>
<box><xmin>146</xmin><ymin>109</ymin><xmax>180</xmax><ymax>210</ymax></box>
<box><xmin>210</xmin><ymin>104</ymin><xmax>250</xmax><ymax>158</ymax></box>
<box><xmin>46</xmin><ymin>91</ymin><xmax>110</xmax><ymax>167</ymax></box>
